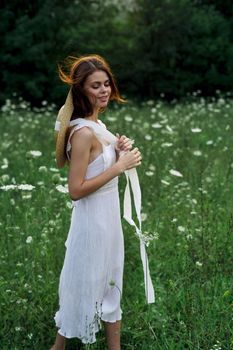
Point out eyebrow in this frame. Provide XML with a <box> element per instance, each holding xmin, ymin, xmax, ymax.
<box><xmin>91</xmin><ymin>79</ymin><xmax>110</xmax><ymax>84</ymax></box>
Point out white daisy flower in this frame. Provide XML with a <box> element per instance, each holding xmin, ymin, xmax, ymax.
<box><xmin>26</xmin><ymin>236</ymin><xmax>33</xmax><ymax>244</ymax></box>
<box><xmin>49</xmin><ymin>167</ymin><xmax>59</xmax><ymax>172</ymax></box>
<box><xmin>161</xmin><ymin>142</ymin><xmax>173</xmax><ymax>148</ymax></box>
<box><xmin>145</xmin><ymin>171</ymin><xmax>154</xmax><ymax>176</ymax></box>
<box><xmin>152</xmin><ymin>122</ymin><xmax>162</xmax><ymax>128</ymax></box>
<box><xmin>169</xmin><ymin>169</ymin><xmax>183</xmax><ymax>177</ymax></box>
<box><xmin>166</xmin><ymin>125</ymin><xmax>173</xmax><ymax>133</ymax></box>
<box><xmin>206</xmin><ymin>140</ymin><xmax>213</xmax><ymax>145</ymax></box>
<box><xmin>28</xmin><ymin>150</ymin><xmax>42</xmax><ymax>157</ymax></box>
<box><xmin>191</xmin><ymin>128</ymin><xmax>202</xmax><ymax>133</ymax></box>
<box><xmin>161</xmin><ymin>180</ymin><xmax>170</xmax><ymax>185</ymax></box>
<box><xmin>124</xmin><ymin>115</ymin><xmax>133</xmax><ymax>122</ymax></box>
<box><xmin>149</xmin><ymin>164</ymin><xmax>156</xmax><ymax>171</ymax></box>
<box><xmin>18</xmin><ymin>184</ymin><xmax>35</xmax><ymax>191</ymax></box>
<box><xmin>193</xmin><ymin>150</ymin><xmax>202</xmax><ymax>156</ymax></box>
<box><xmin>56</xmin><ymin>184</ymin><xmax>69</xmax><ymax>193</ymax></box>
<box><xmin>141</xmin><ymin>213</ymin><xmax>147</xmax><ymax>221</ymax></box>
<box><xmin>0</xmin><ymin>185</ymin><xmax>18</xmax><ymax>191</ymax></box>
<box><xmin>145</xmin><ymin>134</ymin><xmax>152</xmax><ymax>140</ymax></box>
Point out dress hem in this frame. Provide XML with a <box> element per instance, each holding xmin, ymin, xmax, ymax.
<box><xmin>55</xmin><ymin>316</ymin><xmax>122</xmax><ymax>343</ymax></box>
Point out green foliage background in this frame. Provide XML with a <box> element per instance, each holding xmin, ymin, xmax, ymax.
<box><xmin>1</xmin><ymin>95</ymin><xmax>233</xmax><ymax>349</ymax></box>
<box><xmin>1</xmin><ymin>0</ymin><xmax>233</xmax><ymax>105</ymax></box>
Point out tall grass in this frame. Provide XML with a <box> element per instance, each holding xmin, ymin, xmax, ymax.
<box><xmin>1</xmin><ymin>94</ymin><xmax>233</xmax><ymax>349</ymax></box>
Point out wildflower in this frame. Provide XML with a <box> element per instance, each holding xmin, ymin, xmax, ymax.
<box><xmin>107</xmin><ymin>116</ymin><xmax>117</xmax><ymax>122</ymax></box>
<box><xmin>139</xmin><ymin>231</ymin><xmax>159</xmax><ymax>247</ymax></box>
<box><xmin>161</xmin><ymin>179</ymin><xmax>170</xmax><ymax>185</ymax></box>
<box><xmin>38</xmin><ymin>166</ymin><xmax>48</xmax><ymax>173</ymax></box>
<box><xmin>28</xmin><ymin>150</ymin><xmax>42</xmax><ymax>158</ymax></box>
<box><xmin>166</xmin><ymin>125</ymin><xmax>173</xmax><ymax>132</ymax></box>
<box><xmin>161</xmin><ymin>142</ymin><xmax>173</xmax><ymax>147</ymax></box>
<box><xmin>0</xmin><ymin>185</ymin><xmax>17</xmax><ymax>191</ymax></box>
<box><xmin>26</xmin><ymin>236</ymin><xmax>33</xmax><ymax>244</ymax></box>
<box><xmin>1</xmin><ymin>158</ymin><xmax>9</xmax><ymax>169</ymax></box>
<box><xmin>15</xmin><ymin>326</ymin><xmax>22</xmax><ymax>331</ymax></box>
<box><xmin>60</xmin><ymin>177</ymin><xmax>67</xmax><ymax>182</ymax></box>
<box><xmin>66</xmin><ymin>201</ymin><xmax>73</xmax><ymax>209</ymax></box>
<box><xmin>22</xmin><ymin>193</ymin><xmax>32</xmax><ymax>199</ymax></box>
<box><xmin>1</xmin><ymin>174</ymin><xmax>10</xmax><ymax>182</ymax></box>
<box><xmin>18</xmin><ymin>184</ymin><xmax>35</xmax><ymax>191</ymax></box>
<box><xmin>145</xmin><ymin>134</ymin><xmax>152</xmax><ymax>140</ymax></box>
<box><xmin>56</xmin><ymin>184</ymin><xmax>68</xmax><ymax>193</ymax></box>
<box><xmin>195</xmin><ymin>261</ymin><xmax>203</xmax><ymax>267</ymax></box>
<box><xmin>206</xmin><ymin>140</ymin><xmax>213</xmax><ymax>145</ymax></box>
<box><xmin>141</xmin><ymin>213</ymin><xmax>147</xmax><ymax>221</ymax></box>
<box><xmin>1</xmin><ymin>164</ymin><xmax>8</xmax><ymax>169</ymax></box>
<box><xmin>193</xmin><ymin>150</ymin><xmax>202</xmax><ymax>156</ymax></box>
<box><xmin>171</xmin><ymin>218</ymin><xmax>177</xmax><ymax>222</ymax></box>
<box><xmin>149</xmin><ymin>164</ymin><xmax>156</xmax><ymax>171</ymax></box>
<box><xmin>169</xmin><ymin>169</ymin><xmax>183</xmax><ymax>177</ymax></box>
<box><xmin>49</xmin><ymin>167</ymin><xmax>59</xmax><ymax>172</ymax></box>
<box><xmin>152</xmin><ymin>122</ymin><xmax>162</xmax><ymax>128</ymax></box>
<box><xmin>145</xmin><ymin>171</ymin><xmax>154</xmax><ymax>176</ymax></box>
<box><xmin>178</xmin><ymin>226</ymin><xmax>185</xmax><ymax>233</ymax></box>
<box><xmin>191</xmin><ymin>128</ymin><xmax>202</xmax><ymax>133</ymax></box>
<box><xmin>124</xmin><ymin>115</ymin><xmax>133</xmax><ymax>122</ymax></box>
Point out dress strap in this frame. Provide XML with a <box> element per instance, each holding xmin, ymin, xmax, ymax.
<box><xmin>66</xmin><ymin>119</ymin><xmax>110</xmax><ymax>161</ymax></box>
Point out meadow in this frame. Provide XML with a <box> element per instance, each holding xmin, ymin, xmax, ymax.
<box><xmin>1</xmin><ymin>93</ymin><xmax>233</xmax><ymax>350</ymax></box>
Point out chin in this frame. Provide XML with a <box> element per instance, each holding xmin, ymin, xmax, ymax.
<box><xmin>99</xmin><ymin>102</ymin><xmax>109</xmax><ymax>108</ymax></box>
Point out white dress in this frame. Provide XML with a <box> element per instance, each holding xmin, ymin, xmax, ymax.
<box><xmin>54</xmin><ymin>119</ymin><xmax>125</xmax><ymax>344</ymax></box>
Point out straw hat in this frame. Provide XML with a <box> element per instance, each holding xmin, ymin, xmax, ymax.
<box><xmin>54</xmin><ymin>89</ymin><xmax>74</xmax><ymax>168</ymax></box>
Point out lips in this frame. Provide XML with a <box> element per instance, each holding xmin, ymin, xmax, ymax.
<box><xmin>99</xmin><ymin>96</ymin><xmax>108</xmax><ymax>101</ymax></box>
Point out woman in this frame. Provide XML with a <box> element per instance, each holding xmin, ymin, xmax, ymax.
<box><xmin>51</xmin><ymin>54</ymin><xmax>142</xmax><ymax>350</ymax></box>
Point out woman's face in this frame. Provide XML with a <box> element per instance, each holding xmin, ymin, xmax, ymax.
<box><xmin>83</xmin><ymin>70</ymin><xmax>112</xmax><ymax>110</ymax></box>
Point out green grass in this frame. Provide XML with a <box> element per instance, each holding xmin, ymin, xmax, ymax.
<box><xmin>1</xmin><ymin>94</ymin><xmax>233</xmax><ymax>349</ymax></box>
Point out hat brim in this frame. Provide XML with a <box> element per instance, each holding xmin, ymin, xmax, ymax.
<box><xmin>55</xmin><ymin>89</ymin><xmax>74</xmax><ymax>168</ymax></box>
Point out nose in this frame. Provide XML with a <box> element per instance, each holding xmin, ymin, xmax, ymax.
<box><xmin>100</xmin><ymin>84</ymin><xmax>108</xmax><ymax>94</ymax></box>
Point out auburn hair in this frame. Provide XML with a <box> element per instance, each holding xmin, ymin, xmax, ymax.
<box><xmin>58</xmin><ymin>54</ymin><xmax>126</xmax><ymax>120</ymax></box>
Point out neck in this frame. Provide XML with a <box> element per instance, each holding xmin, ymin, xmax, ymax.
<box><xmin>85</xmin><ymin>107</ymin><xmax>99</xmax><ymax>122</ymax></box>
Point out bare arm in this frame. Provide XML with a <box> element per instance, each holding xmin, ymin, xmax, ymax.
<box><xmin>68</xmin><ymin>127</ymin><xmax>123</xmax><ymax>201</ymax></box>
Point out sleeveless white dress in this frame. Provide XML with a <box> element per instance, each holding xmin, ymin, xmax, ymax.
<box><xmin>53</xmin><ymin>119</ymin><xmax>125</xmax><ymax>344</ymax></box>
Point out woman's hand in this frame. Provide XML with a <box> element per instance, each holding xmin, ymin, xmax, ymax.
<box><xmin>116</xmin><ymin>147</ymin><xmax>142</xmax><ymax>173</ymax></box>
<box><xmin>115</xmin><ymin>133</ymin><xmax>135</xmax><ymax>160</ymax></box>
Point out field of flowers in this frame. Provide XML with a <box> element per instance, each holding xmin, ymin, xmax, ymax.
<box><xmin>1</xmin><ymin>93</ymin><xmax>233</xmax><ymax>350</ymax></box>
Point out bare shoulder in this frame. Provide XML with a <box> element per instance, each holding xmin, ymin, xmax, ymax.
<box><xmin>70</xmin><ymin>126</ymin><xmax>94</xmax><ymax>148</ymax></box>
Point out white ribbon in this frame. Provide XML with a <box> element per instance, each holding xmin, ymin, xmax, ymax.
<box><xmin>123</xmin><ymin>168</ymin><xmax>155</xmax><ymax>303</ymax></box>
<box><xmin>55</xmin><ymin>118</ymin><xmax>155</xmax><ymax>303</ymax></box>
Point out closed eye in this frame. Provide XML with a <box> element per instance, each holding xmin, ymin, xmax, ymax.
<box><xmin>92</xmin><ymin>79</ymin><xmax>110</xmax><ymax>89</ymax></box>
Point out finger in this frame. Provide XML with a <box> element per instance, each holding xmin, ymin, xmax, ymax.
<box><xmin>126</xmin><ymin>144</ymin><xmax>133</xmax><ymax>150</ymax></box>
<box><xmin>123</xmin><ymin>139</ymin><xmax>133</xmax><ymax>145</ymax></box>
